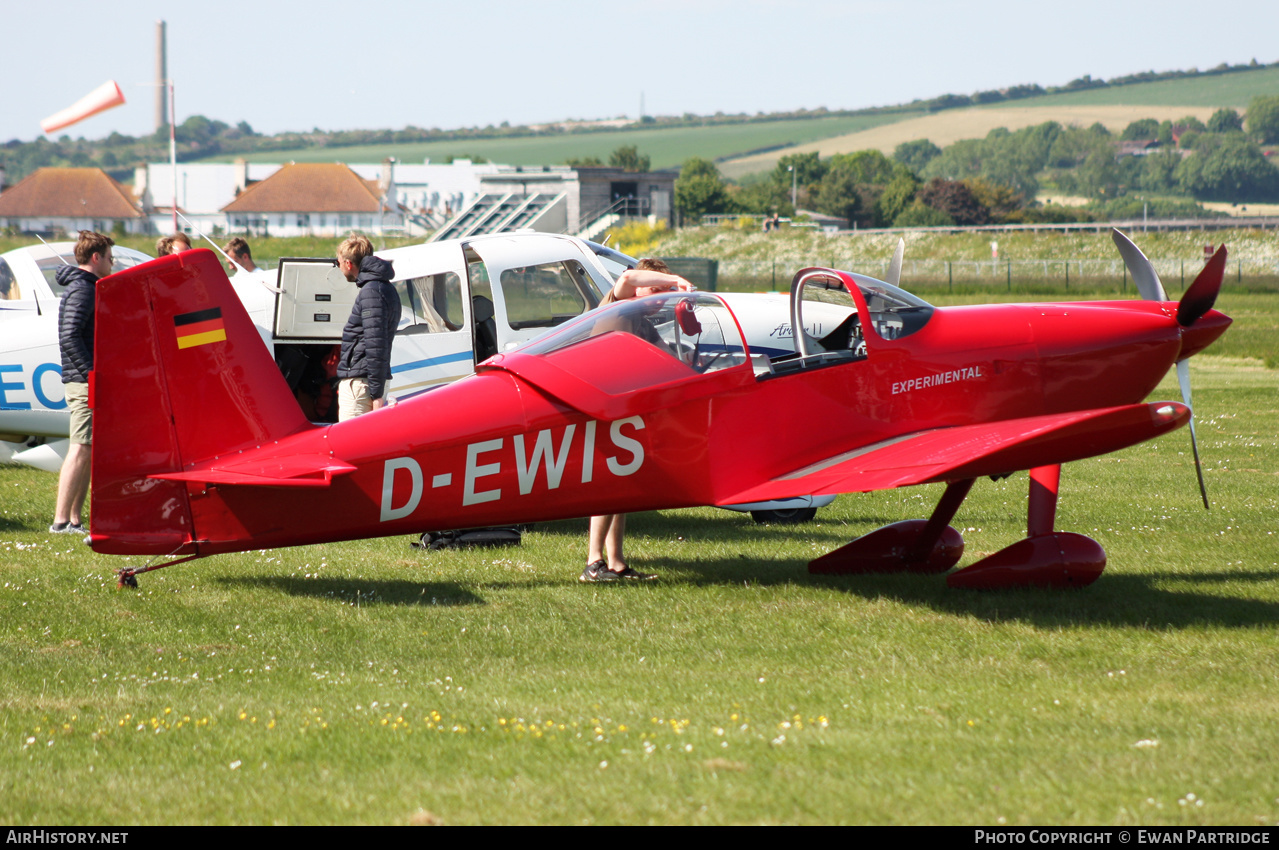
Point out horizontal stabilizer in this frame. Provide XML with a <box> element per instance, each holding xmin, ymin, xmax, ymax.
<box><xmin>720</xmin><ymin>402</ymin><xmax>1188</xmax><ymax>504</ymax></box>
<box><xmin>152</xmin><ymin>454</ymin><xmax>357</xmax><ymax>488</ymax></box>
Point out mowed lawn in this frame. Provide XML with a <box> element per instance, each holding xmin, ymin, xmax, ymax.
<box><xmin>1</xmin><ymin>303</ymin><xmax>1277</xmax><ymax>824</ymax></box>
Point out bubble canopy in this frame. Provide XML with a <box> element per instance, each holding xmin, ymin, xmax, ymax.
<box><xmin>519</xmin><ymin>292</ymin><xmax>750</xmax><ymax>373</ymax></box>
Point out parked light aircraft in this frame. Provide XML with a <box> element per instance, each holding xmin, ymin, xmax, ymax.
<box><xmin>0</xmin><ymin>233</ymin><xmax>829</xmax><ymax>520</ymax></box>
<box><xmin>87</xmin><ymin>232</ymin><xmax>1230</xmax><ymax>590</ymax></box>
<box><xmin>0</xmin><ymin>242</ymin><xmax>152</xmax><ymax>470</ymax></box>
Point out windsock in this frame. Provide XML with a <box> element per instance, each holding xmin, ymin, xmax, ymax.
<box><xmin>40</xmin><ymin>81</ymin><xmax>126</xmax><ymax>135</ymax></box>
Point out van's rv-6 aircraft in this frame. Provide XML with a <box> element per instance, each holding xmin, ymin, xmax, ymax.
<box><xmin>0</xmin><ymin>234</ymin><xmax>827</xmax><ymax>522</ymax></box>
<box><xmin>87</xmin><ymin>231</ymin><xmax>1230</xmax><ymax>590</ymax></box>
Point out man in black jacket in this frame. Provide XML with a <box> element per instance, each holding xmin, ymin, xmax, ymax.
<box><xmin>335</xmin><ymin>235</ymin><xmax>400</xmax><ymax>421</ymax></box>
<box><xmin>50</xmin><ymin>231</ymin><xmax>114</xmax><ymax>534</ymax></box>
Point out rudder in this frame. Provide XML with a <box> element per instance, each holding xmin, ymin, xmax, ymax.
<box><xmin>90</xmin><ymin>249</ymin><xmax>310</xmax><ymax>554</ymax></box>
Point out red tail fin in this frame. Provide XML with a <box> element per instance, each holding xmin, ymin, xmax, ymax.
<box><xmin>90</xmin><ymin>249</ymin><xmax>309</xmax><ymax>554</ymax></box>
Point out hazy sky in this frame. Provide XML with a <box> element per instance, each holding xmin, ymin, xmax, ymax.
<box><xmin>4</xmin><ymin>0</ymin><xmax>1277</xmax><ymax>143</ymax></box>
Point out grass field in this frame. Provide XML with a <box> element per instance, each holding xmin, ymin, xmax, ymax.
<box><xmin>717</xmin><ymin>66</ymin><xmax>1279</xmax><ymax>177</ymax></box>
<box><xmin>1</xmin><ymin>287</ymin><xmax>1276</xmax><ymax>824</ymax></box>
<box><xmin>187</xmin><ymin>66</ymin><xmax>1279</xmax><ymax>182</ymax></box>
<box><xmin>197</xmin><ymin>114</ymin><xmax>916</xmax><ymax>171</ymax></box>
<box><xmin>978</xmin><ymin>66</ymin><xmax>1279</xmax><ymax>110</ymax></box>
<box><xmin>718</xmin><ymin>105</ymin><xmax>1221</xmax><ymax>177</ymax></box>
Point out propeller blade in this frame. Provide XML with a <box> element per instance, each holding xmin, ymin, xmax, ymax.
<box><xmin>1111</xmin><ymin>228</ymin><xmax>1168</xmax><ymax>302</ymax></box>
<box><xmin>1178</xmin><ymin>244</ymin><xmax>1226</xmax><ymax>327</ymax></box>
<box><xmin>1176</xmin><ymin>359</ymin><xmax>1210</xmax><ymax>510</ymax></box>
<box><xmin>887</xmin><ymin>238</ymin><xmax>904</xmax><ymax>288</ymax></box>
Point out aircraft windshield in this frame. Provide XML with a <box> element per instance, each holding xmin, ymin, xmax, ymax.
<box><xmin>852</xmin><ymin>276</ymin><xmax>934</xmax><ymax>340</ymax></box>
<box><xmin>521</xmin><ymin>292</ymin><xmax>749</xmax><ymax>372</ymax></box>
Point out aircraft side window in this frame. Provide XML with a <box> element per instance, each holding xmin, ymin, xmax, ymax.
<box><xmin>396</xmin><ymin>273</ymin><xmax>465</xmax><ymax>335</ymax></box>
<box><xmin>498</xmin><ymin>261</ymin><xmax>590</xmax><ymax>331</ymax></box>
<box><xmin>0</xmin><ymin>258</ymin><xmax>17</xmax><ymax>300</ymax></box>
<box><xmin>393</xmin><ymin>280</ymin><xmax>417</xmax><ymax>330</ymax></box>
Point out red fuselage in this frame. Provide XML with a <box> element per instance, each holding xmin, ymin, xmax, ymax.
<box><xmin>89</xmin><ymin>285</ymin><xmax>1228</xmax><ymax>557</ymax></box>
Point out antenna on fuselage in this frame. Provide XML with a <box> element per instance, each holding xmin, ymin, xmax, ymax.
<box><xmin>175</xmin><ymin>211</ymin><xmax>246</xmax><ymax>275</ymax></box>
<box><xmin>32</xmin><ymin>234</ymin><xmax>72</xmax><ymax>317</ymax></box>
<box><xmin>35</xmin><ymin>234</ymin><xmax>71</xmax><ymax>265</ymax></box>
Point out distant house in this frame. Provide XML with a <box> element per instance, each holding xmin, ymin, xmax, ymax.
<box><xmin>1117</xmin><ymin>139</ymin><xmax>1161</xmax><ymax>157</ymax></box>
<box><xmin>137</xmin><ymin>158</ymin><xmax>498</xmax><ymax>238</ymax></box>
<box><xmin>135</xmin><ymin>160</ymin><xmax>280</xmax><ymax>236</ymax></box>
<box><xmin>221</xmin><ymin>162</ymin><xmax>403</xmax><ymax>237</ymax></box>
<box><xmin>0</xmin><ymin>167</ymin><xmax>146</xmax><ymax>235</ymax></box>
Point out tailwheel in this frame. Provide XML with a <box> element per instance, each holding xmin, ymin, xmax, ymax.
<box><xmin>116</xmin><ymin>570</ymin><xmax>139</xmax><ymax>590</ymax></box>
<box><xmin>946</xmin><ymin>464</ymin><xmax>1105</xmax><ymax>590</ymax></box>
<box><xmin>809</xmin><ymin>479</ymin><xmax>971</xmax><ymax>575</ymax></box>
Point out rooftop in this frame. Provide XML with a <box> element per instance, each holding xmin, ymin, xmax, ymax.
<box><xmin>222</xmin><ymin>162</ymin><xmax>384</xmax><ymax>213</ymax></box>
<box><xmin>0</xmin><ymin>167</ymin><xmax>143</xmax><ymax>218</ymax></box>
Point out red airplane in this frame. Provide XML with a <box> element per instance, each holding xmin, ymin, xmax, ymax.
<box><xmin>87</xmin><ymin>231</ymin><xmax>1230</xmax><ymax>590</ymax></box>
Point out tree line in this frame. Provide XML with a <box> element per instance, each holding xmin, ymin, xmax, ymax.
<box><xmin>673</xmin><ymin>95</ymin><xmax>1279</xmax><ymax>227</ymax></box>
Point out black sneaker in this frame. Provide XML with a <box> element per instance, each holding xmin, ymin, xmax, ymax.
<box><xmin>614</xmin><ymin>566</ymin><xmax>658</xmax><ymax>581</ymax></box>
<box><xmin>579</xmin><ymin>560</ymin><xmax>621</xmax><ymax>583</ymax></box>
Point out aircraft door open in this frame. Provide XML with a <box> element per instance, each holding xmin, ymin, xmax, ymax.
<box><xmin>790</xmin><ymin>269</ymin><xmax>868</xmax><ymax>363</ymax></box>
<box><xmin>272</xmin><ymin>258</ymin><xmax>349</xmax><ymax>340</ymax></box>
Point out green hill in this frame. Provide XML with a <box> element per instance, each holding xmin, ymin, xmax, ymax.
<box><xmin>198</xmin><ymin>113</ymin><xmax>916</xmax><ymax>169</ymax></box>
<box><xmin>978</xmin><ymin>65</ymin><xmax>1279</xmax><ymax>109</ymax></box>
<box><xmin>189</xmin><ymin>66</ymin><xmax>1278</xmax><ymax>179</ymax></box>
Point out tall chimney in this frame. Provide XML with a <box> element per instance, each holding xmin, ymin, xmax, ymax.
<box><xmin>155</xmin><ymin>20</ymin><xmax>168</xmax><ymax>131</ymax></box>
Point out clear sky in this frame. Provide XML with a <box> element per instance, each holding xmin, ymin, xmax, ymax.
<box><xmin>4</xmin><ymin>0</ymin><xmax>1277</xmax><ymax>143</ymax></box>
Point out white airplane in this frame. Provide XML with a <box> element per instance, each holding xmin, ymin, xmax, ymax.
<box><xmin>0</xmin><ymin>232</ymin><xmax>831</xmax><ymax>521</ymax></box>
<box><xmin>0</xmin><ymin>242</ymin><xmax>153</xmax><ymax>470</ymax></box>
<box><xmin>0</xmin><ymin>240</ymin><xmax>153</xmax><ymax>317</ymax></box>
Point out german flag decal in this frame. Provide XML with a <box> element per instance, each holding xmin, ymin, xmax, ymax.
<box><xmin>174</xmin><ymin>307</ymin><xmax>227</xmax><ymax>350</ymax></box>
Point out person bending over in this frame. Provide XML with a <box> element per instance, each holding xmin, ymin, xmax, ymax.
<box><xmin>581</xmin><ymin>258</ymin><xmax>695</xmax><ymax>583</ymax></box>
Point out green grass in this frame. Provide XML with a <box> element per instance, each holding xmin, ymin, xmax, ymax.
<box><xmin>196</xmin><ymin>114</ymin><xmax>918</xmax><ymax>170</ymax></box>
<box><xmin>978</xmin><ymin>66</ymin><xmax>1279</xmax><ymax>110</ymax></box>
<box><xmin>3</xmin><ymin>292</ymin><xmax>1278</xmax><ymax>824</ymax></box>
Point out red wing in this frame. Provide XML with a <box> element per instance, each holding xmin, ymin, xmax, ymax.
<box><xmin>719</xmin><ymin>402</ymin><xmax>1188</xmax><ymax>504</ymax></box>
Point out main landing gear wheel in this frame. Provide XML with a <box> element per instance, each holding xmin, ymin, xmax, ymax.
<box><xmin>750</xmin><ymin>507</ymin><xmax>818</xmax><ymax>524</ymax></box>
<box><xmin>808</xmin><ymin>469</ymin><xmax>1109</xmax><ymax>588</ymax></box>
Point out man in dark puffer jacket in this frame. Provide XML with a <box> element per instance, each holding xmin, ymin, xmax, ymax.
<box><xmin>335</xmin><ymin>235</ymin><xmax>400</xmax><ymax>421</ymax></box>
<box><xmin>51</xmin><ymin>230</ymin><xmax>114</xmax><ymax>534</ymax></box>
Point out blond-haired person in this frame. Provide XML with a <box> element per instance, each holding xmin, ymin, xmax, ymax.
<box><xmin>335</xmin><ymin>235</ymin><xmax>399</xmax><ymax>420</ymax></box>
<box><xmin>155</xmin><ymin>232</ymin><xmax>191</xmax><ymax>256</ymax></box>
